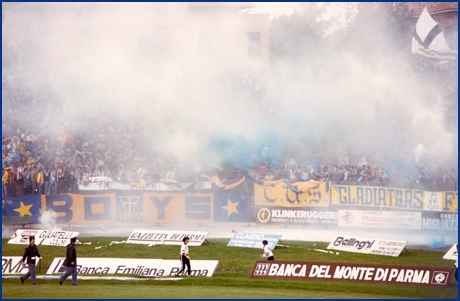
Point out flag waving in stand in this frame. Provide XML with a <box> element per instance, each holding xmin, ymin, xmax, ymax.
<box><xmin>411</xmin><ymin>7</ymin><xmax>457</xmax><ymax>62</ymax></box>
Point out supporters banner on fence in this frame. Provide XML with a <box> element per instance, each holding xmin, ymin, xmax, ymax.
<box><xmin>213</xmin><ymin>187</ymin><xmax>249</xmax><ymax>222</ymax></box>
<box><xmin>421</xmin><ymin>212</ymin><xmax>458</xmax><ymax>232</ymax></box>
<box><xmin>331</xmin><ymin>185</ymin><xmax>458</xmax><ymax>212</ymax></box>
<box><xmin>142</xmin><ymin>192</ymin><xmax>213</xmax><ymax>223</ymax></box>
<box><xmin>337</xmin><ymin>210</ymin><xmax>422</xmax><ymax>230</ymax></box>
<box><xmin>42</xmin><ymin>194</ymin><xmax>117</xmax><ymax>224</ymax></box>
<box><xmin>327</xmin><ymin>235</ymin><xmax>407</xmax><ymax>257</ymax></box>
<box><xmin>252</xmin><ymin>207</ymin><xmax>338</xmax><ymax>225</ymax></box>
<box><xmin>3</xmin><ymin>194</ymin><xmax>42</xmax><ymax>224</ymax></box>
<box><xmin>251</xmin><ymin>260</ymin><xmax>452</xmax><ymax>287</ymax></box>
<box><xmin>254</xmin><ymin>182</ymin><xmax>329</xmax><ymax>207</ymax></box>
<box><xmin>116</xmin><ymin>191</ymin><xmax>144</xmax><ymax>223</ymax></box>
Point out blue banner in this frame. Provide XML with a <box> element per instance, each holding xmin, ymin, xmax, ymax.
<box><xmin>227</xmin><ymin>232</ymin><xmax>282</xmax><ymax>250</ymax></box>
<box><xmin>4</xmin><ymin>195</ymin><xmax>42</xmax><ymax>224</ymax></box>
<box><xmin>213</xmin><ymin>188</ymin><xmax>249</xmax><ymax>222</ymax></box>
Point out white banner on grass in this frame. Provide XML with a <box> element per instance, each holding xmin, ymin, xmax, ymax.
<box><xmin>443</xmin><ymin>244</ymin><xmax>458</xmax><ymax>260</ymax></box>
<box><xmin>38</xmin><ymin>230</ymin><xmax>80</xmax><ymax>246</ymax></box>
<box><xmin>8</xmin><ymin>229</ymin><xmax>48</xmax><ymax>245</ymax></box>
<box><xmin>327</xmin><ymin>235</ymin><xmax>407</xmax><ymax>257</ymax></box>
<box><xmin>2</xmin><ymin>256</ymin><xmax>41</xmax><ymax>274</ymax></box>
<box><xmin>46</xmin><ymin>257</ymin><xmax>218</xmax><ymax>277</ymax></box>
<box><xmin>127</xmin><ymin>229</ymin><xmax>208</xmax><ymax>246</ymax></box>
<box><xmin>337</xmin><ymin>210</ymin><xmax>421</xmax><ymax>230</ymax></box>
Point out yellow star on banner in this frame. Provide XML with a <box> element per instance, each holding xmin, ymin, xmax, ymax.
<box><xmin>222</xmin><ymin>199</ymin><xmax>239</xmax><ymax>217</ymax></box>
<box><xmin>14</xmin><ymin>201</ymin><xmax>33</xmax><ymax>217</ymax></box>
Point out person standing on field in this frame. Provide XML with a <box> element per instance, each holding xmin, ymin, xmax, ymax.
<box><xmin>260</xmin><ymin>240</ymin><xmax>274</xmax><ymax>260</ymax></box>
<box><xmin>59</xmin><ymin>237</ymin><xmax>78</xmax><ymax>286</ymax></box>
<box><xmin>20</xmin><ymin>236</ymin><xmax>42</xmax><ymax>285</ymax></box>
<box><xmin>175</xmin><ymin>236</ymin><xmax>192</xmax><ymax>277</ymax></box>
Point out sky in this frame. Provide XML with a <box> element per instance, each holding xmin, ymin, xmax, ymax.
<box><xmin>247</xmin><ymin>2</ymin><xmax>301</xmax><ymax>19</ymax></box>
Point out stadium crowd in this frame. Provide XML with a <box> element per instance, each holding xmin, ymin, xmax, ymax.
<box><xmin>2</xmin><ymin>44</ymin><xmax>458</xmax><ymax>198</ymax></box>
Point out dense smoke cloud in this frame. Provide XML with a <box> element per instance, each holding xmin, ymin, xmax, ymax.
<box><xmin>2</xmin><ymin>2</ymin><xmax>457</xmax><ymax>184</ymax></box>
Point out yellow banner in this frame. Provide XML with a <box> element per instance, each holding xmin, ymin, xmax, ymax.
<box><xmin>254</xmin><ymin>182</ymin><xmax>330</xmax><ymax>207</ymax></box>
<box><xmin>142</xmin><ymin>192</ymin><xmax>214</xmax><ymax>223</ymax></box>
<box><xmin>331</xmin><ymin>185</ymin><xmax>458</xmax><ymax>212</ymax></box>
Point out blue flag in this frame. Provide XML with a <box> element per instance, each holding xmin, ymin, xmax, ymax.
<box><xmin>3</xmin><ymin>195</ymin><xmax>42</xmax><ymax>224</ymax></box>
<box><xmin>213</xmin><ymin>189</ymin><xmax>249</xmax><ymax>222</ymax></box>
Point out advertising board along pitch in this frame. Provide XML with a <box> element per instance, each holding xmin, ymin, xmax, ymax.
<box><xmin>442</xmin><ymin>244</ymin><xmax>458</xmax><ymax>260</ymax></box>
<box><xmin>227</xmin><ymin>231</ymin><xmax>282</xmax><ymax>249</ymax></box>
<box><xmin>327</xmin><ymin>235</ymin><xmax>408</xmax><ymax>257</ymax></box>
<box><xmin>8</xmin><ymin>229</ymin><xmax>80</xmax><ymax>247</ymax></box>
<box><xmin>2</xmin><ymin>256</ymin><xmax>41</xmax><ymax>275</ymax></box>
<box><xmin>251</xmin><ymin>260</ymin><xmax>452</xmax><ymax>287</ymax></box>
<box><xmin>46</xmin><ymin>257</ymin><xmax>219</xmax><ymax>277</ymax></box>
<box><xmin>127</xmin><ymin>229</ymin><xmax>209</xmax><ymax>246</ymax></box>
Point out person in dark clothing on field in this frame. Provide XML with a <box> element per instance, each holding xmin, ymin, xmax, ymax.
<box><xmin>59</xmin><ymin>237</ymin><xmax>78</xmax><ymax>286</ymax></box>
<box><xmin>20</xmin><ymin>236</ymin><xmax>42</xmax><ymax>285</ymax></box>
<box><xmin>175</xmin><ymin>237</ymin><xmax>192</xmax><ymax>277</ymax></box>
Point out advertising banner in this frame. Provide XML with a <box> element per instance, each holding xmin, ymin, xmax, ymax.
<box><xmin>2</xmin><ymin>256</ymin><xmax>41</xmax><ymax>275</ymax></box>
<box><xmin>8</xmin><ymin>229</ymin><xmax>48</xmax><ymax>245</ymax></box>
<box><xmin>227</xmin><ymin>232</ymin><xmax>282</xmax><ymax>249</ymax></box>
<box><xmin>443</xmin><ymin>244</ymin><xmax>458</xmax><ymax>261</ymax></box>
<box><xmin>337</xmin><ymin>210</ymin><xmax>422</xmax><ymax>230</ymax></box>
<box><xmin>127</xmin><ymin>229</ymin><xmax>208</xmax><ymax>246</ymax></box>
<box><xmin>252</xmin><ymin>207</ymin><xmax>338</xmax><ymax>225</ymax></box>
<box><xmin>251</xmin><ymin>260</ymin><xmax>452</xmax><ymax>286</ymax></box>
<box><xmin>46</xmin><ymin>257</ymin><xmax>218</xmax><ymax>277</ymax></box>
<box><xmin>327</xmin><ymin>235</ymin><xmax>407</xmax><ymax>257</ymax></box>
<box><xmin>421</xmin><ymin>212</ymin><xmax>458</xmax><ymax>232</ymax></box>
<box><xmin>254</xmin><ymin>182</ymin><xmax>329</xmax><ymax>208</ymax></box>
<box><xmin>38</xmin><ymin>230</ymin><xmax>80</xmax><ymax>246</ymax></box>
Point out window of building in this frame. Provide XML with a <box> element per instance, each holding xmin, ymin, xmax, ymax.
<box><xmin>247</xmin><ymin>32</ymin><xmax>261</xmax><ymax>57</ymax></box>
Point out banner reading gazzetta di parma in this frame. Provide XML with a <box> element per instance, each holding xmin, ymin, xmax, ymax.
<box><xmin>251</xmin><ymin>260</ymin><xmax>452</xmax><ymax>287</ymax></box>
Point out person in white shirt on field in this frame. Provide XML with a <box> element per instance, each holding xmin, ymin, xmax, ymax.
<box><xmin>260</xmin><ymin>240</ymin><xmax>274</xmax><ymax>261</ymax></box>
<box><xmin>175</xmin><ymin>237</ymin><xmax>192</xmax><ymax>277</ymax></box>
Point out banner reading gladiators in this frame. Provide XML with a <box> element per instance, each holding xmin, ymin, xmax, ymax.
<box><xmin>251</xmin><ymin>261</ymin><xmax>452</xmax><ymax>287</ymax></box>
<box><xmin>254</xmin><ymin>181</ymin><xmax>329</xmax><ymax>207</ymax></box>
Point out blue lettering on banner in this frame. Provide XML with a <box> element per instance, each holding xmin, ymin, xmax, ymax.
<box><xmin>46</xmin><ymin>195</ymin><xmax>73</xmax><ymax>223</ymax></box>
<box><xmin>443</xmin><ymin>192</ymin><xmax>458</xmax><ymax>212</ymax></box>
<box><xmin>185</xmin><ymin>196</ymin><xmax>210</xmax><ymax>220</ymax></box>
<box><xmin>148</xmin><ymin>196</ymin><xmax>173</xmax><ymax>219</ymax></box>
<box><xmin>84</xmin><ymin>197</ymin><xmax>112</xmax><ymax>221</ymax></box>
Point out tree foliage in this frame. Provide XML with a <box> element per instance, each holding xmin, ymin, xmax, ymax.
<box><xmin>269</xmin><ymin>3</ymin><xmax>329</xmax><ymax>65</ymax></box>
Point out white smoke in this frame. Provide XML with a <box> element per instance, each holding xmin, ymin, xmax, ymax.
<box><xmin>38</xmin><ymin>210</ymin><xmax>61</xmax><ymax>231</ymax></box>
